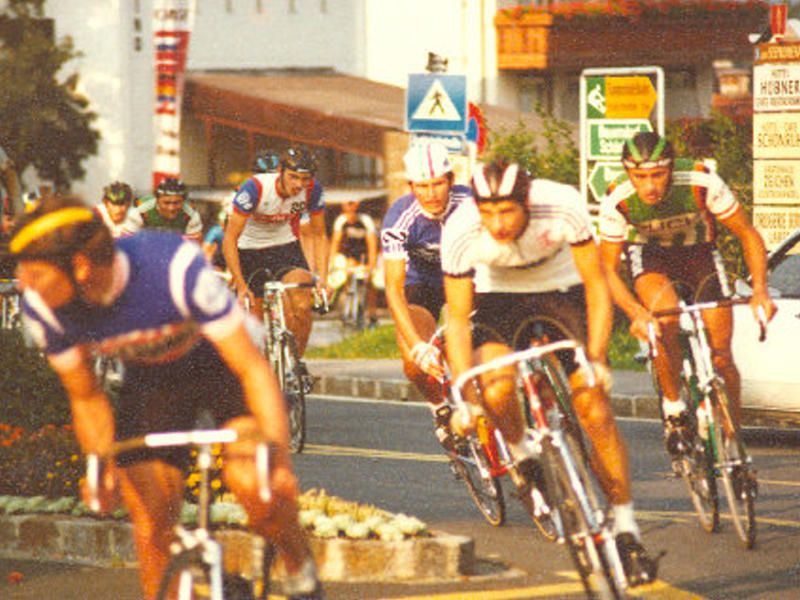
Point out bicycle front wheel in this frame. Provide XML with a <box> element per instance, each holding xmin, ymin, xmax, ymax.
<box><xmin>156</xmin><ymin>551</ymin><xmax>218</xmax><ymax>600</ymax></box>
<box><xmin>452</xmin><ymin>436</ymin><xmax>506</xmax><ymax>527</ymax></box>
<box><xmin>710</xmin><ymin>379</ymin><xmax>756</xmax><ymax>549</ymax></box>
<box><xmin>541</xmin><ymin>438</ymin><xmax>623</xmax><ymax>600</ymax></box>
<box><xmin>677</xmin><ymin>433</ymin><xmax>719</xmax><ymax>534</ymax></box>
<box><xmin>281</xmin><ymin>332</ymin><xmax>307</xmax><ymax>453</ymax></box>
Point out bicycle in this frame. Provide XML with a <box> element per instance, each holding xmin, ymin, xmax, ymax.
<box><xmin>646</xmin><ymin>296</ymin><xmax>766</xmax><ymax>549</ymax></box>
<box><xmin>86</xmin><ymin>416</ymin><xmax>274</xmax><ymax>600</ymax></box>
<box><xmin>339</xmin><ymin>264</ymin><xmax>370</xmax><ymax>330</ymax></box>
<box><xmin>450</xmin><ymin>341</ymin><xmax>627</xmax><ymax>599</ymax></box>
<box><xmin>246</xmin><ymin>269</ymin><xmax>328</xmax><ymax>454</ymax></box>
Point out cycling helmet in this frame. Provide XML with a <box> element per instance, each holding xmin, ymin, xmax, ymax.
<box><xmin>403</xmin><ymin>142</ymin><xmax>453</xmax><ymax>183</ymax></box>
<box><xmin>622</xmin><ymin>132</ymin><xmax>674</xmax><ymax>170</ymax></box>
<box><xmin>471</xmin><ymin>161</ymin><xmax>529</xmax><ymax>204</ymax></box>
<box><xmin>252</xmin><ymin>149</ymin><xmax>281</xmax><ymax>174</ymax></box>
<box><xmin>280</xmin><ymin>147</ymin><xmax>316</xmax><ymax>174</ymax></box>
<box><xmin>103</xmin><ymin>181</ymin><xmax>133</xmax><ymax>205</ymax></box>
<box><xmin>155</xmin><ymin>177</ymin><xmax>187</xmax><ymax>199</ymax></box>
<box><xmin>9</xmin><ymin>195</ymin><xmax>111</xmax><ymax>266</ymax></box>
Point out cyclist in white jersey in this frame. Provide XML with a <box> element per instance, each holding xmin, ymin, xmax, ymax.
<box><xmin>94</xmin><ymin>181</ymin><xmax>134</xmax><ymax>239</ymax></box>
<box><xmin>442</xmin><ymin>161</ymin><xmax>657</xmax><ymax>586</ymax></box>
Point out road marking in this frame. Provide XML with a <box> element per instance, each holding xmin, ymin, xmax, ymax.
<box><xmin>305</xmin><ymin>443</ymin><xmax>449</xmax><ymax>463</ymax></box>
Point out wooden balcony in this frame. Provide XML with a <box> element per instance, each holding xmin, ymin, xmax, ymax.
<box><xmin>496</xmin><ymin>7</ymin><xmax>767</xmax><ymax>71</ymax></box>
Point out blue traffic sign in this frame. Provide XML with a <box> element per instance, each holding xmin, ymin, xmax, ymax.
<box><xmin>406</xmin><ymin>73</ymin><xmax>467</xmax><ymax>134</ymax></box>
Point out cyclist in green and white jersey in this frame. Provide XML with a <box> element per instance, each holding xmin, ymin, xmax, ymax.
<box><xmin>123</xmin><ymin>177</ymin><xmax>202</xmax><ymax>243</ymax></box>
<box><xmin>598</xmin><ymin>132</ymin><xmax>776</xmax><ymax>459</ymax></box>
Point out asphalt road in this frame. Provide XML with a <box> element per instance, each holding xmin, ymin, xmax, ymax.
<box><xmin>2</xmin><ymin>395</ymin><xmax>800</xmax><ymax>599</ymax></box>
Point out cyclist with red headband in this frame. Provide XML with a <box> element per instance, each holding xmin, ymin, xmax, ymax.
<box><xmin>380</xmin><ymin>141</ymin><xmax>472</xmax><ymax>447</ymax></box>
<box><xmin>9</xmin><ymin>195</ymin><xmax>324</xmax><ymax>600</ymax></box>
<box><xmin>441</xmin><ymin>160</ymin><xmax>657</xmax><ymax>586</ymax></box>
<box><xmin>598</xmin><ymin>132</ymin><xmax>775</xmax><ymax>462</ymax></box>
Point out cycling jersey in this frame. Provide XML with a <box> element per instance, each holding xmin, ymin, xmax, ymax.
<box><xmin>598</xmin><ymin>159</ymin><xmax>739</xmax><ymax>247</ymax></box>
<box><xmin>380</xmin><ymin>185</ymin><xmax>471</xmax><ymax>287</ymax></box>
<box><xmin>21</xmin><ymin>230</ymin><xmax>242</xmax><ymax>371</ymax></box>
<box><xmin>332</xmin><ymin>212</ymin><xmax>376</xmax><ymax>261</ymax></box>
<box><xmin>94</xmin><ymin>203</ymin><xmax>130</xmax><ymax>239</ymax></box>
<box><xmin>441</xmin><ymin>179</ymin><xmax>591</xmax><ymax>293</ymax></box>
<box><xmin>232</xmin><ymin>173</ymin><xmax>325</xmax><ymax>250</ymax></box>
<box><xmin>122</xmin><ymin>195</ymin><xmax>203</xmax><ymax>241</ymax></box>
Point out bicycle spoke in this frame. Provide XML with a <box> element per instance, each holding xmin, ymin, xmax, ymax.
<box><xmin>710</xmin><ymin>380</ymin><xmax>756</xmax><ymax>549</ymax></box>
<box><xmin>453</xmin><ymin>437</ymin><xmax>506</xmax><ymax>527</ymax></box>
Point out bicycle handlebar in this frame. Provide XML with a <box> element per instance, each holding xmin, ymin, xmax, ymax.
<box><xmin>85</xmin><ymin>429</ymin><xmax>272</xmax><ymax>512</ymax></box>
<box><xmin>450</xmin><ymin>340</ymin><xmax>590</xmax><ymax>415</ymax></box>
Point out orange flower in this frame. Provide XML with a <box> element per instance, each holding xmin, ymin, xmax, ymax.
<box><xmin>7</xmin><ymin>571</ymin><xmax>24</xmax><ymax>584</ymax></box>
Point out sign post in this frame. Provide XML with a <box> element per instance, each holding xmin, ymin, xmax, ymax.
<box><xmin>753</xmin><ymin>31</ymin><xmax>800</xmax><ymax>249</ymax></box>
<box><xmin>579</xmin><ymin>67</ymin><xmax>665</xmax><ymax>207</ymax></box>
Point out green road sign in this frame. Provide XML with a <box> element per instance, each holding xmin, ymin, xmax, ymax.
<box><xmin>586</xmin><ymin>77</ymin><xmax>606</xmax><ymax>119</ymax></box>
<box><xmin>588</xmin><ymin>162</ymin><xmax>626</xmax><ymax>202</ymax></box>
<box><xmin>587</xmin><ymin>119</ymin><xmax>652</xmax><ymax>160</ymax></box>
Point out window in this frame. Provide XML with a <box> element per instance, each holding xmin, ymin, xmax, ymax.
<box><xmin>666</xmin><ymin>67</ymin><xmax>696</xmax><ymax>90</ymax></box>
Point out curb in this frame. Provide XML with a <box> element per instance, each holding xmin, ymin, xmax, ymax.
<box><xmin>0</xmin><ymin>514</ymin><xmax>474</xmax><ymax>583</ymax></box>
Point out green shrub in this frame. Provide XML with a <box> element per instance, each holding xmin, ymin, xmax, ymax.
<box><xmin>0</xmin><ymin>330</ymin><xmax>70</xmax><ymax>428</ymax></box>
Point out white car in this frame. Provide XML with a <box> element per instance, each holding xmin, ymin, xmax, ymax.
<box><xmin>733</xmin><ymin>229</ymin><xmax>800</xmax><ymax>421</ymax></box>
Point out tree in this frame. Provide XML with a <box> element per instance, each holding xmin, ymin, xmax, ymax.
<box><xmin>0</xmin><ymin>0</ymin><xmax>99</xmax><ymax>190</ymax></box>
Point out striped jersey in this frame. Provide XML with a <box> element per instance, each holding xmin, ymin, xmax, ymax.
<box><xmin>441</xmin><ymin>179</ymin><xmax>591</xmax><ymax>294</ymax></box>
<box><xmin>598</xmin><ymin>159</ymin><xmax>739</xmax><ymax>247</ymax></box>
<box><xmin>380</xmin><ymin>185</ymin><xmax>472</xmax><ymax>287</ymax></box>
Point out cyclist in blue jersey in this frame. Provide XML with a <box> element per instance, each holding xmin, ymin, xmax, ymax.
<box><xmin>381</xmin><ymin>142</ymin><xmax>472</xmax><ymax>447</ymax></box>
<box><xmin>599</xmin><ymin>132</ymin><xmax>776</xmax><ymax>459</ymax></box>
<box><xmin>10</xmin><ymin>195</ymin><xmax>324</xmax><ymax>600</ymax></box>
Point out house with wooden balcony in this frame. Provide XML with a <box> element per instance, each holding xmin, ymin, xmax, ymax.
<box><xmin>493</xmin><ymin>0</ymin><xmax>768</xmax><ymax>121</ymax></box>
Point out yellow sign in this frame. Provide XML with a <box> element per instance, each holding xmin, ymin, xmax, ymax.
<box><xmin>756</xmin><ymin>41</ymin><xmax>800</xmax><ymax>64</ymax></box>
<box><xmin>753</xmin><ymin>113</ymin><xmax>800</xmax><ymax>159</ymax></box>
<box><xmin>754</xmin><ymin>160</ymin><xmax>800</xmax><ymax>205</ymax></box>
<box><xmin>605</xmin><ymin>76</ymin><xmax>657</xmax><ymax>118</ymax></box>
<box><xmin>752</xmin><ymin>205</ymin><xmax>800</xmax><ymax>250</ymax></box>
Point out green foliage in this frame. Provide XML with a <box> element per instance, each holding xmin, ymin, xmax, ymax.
<box><xmin>0</xmin><ymin>0</ymin><xmax>100</xmax><ymax>189</ymax></box>
<box><xmin>306</xmin><ymin>324</ymin><xmax>401</xmax><ymax>359</ymax></box>
<box><xmin>666</xmin><ymin>112</ymin><xmax>753</xmax><ymax>279</ymax></box>
<box><xmin>0</xmin><ymin>330</ymin><xmax>71</xmax><ymax>428</ymax></box>
<box><xmin>483</xmin><ymin>105</ymin><xmax>579</xmax><ymax>184</ymax></box>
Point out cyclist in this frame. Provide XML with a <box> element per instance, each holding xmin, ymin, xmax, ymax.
<box><xmin>122</xmin><ymin>177</ymin><xmax>202</xmax><ymax>243</ymax></box>
<box><xmin>202</xmin><ymin>206</ymin><xmax>228</xmax><ymax>271</ymax></box>
<box><xmin>222</xmin><ymin>146</ymin><xmax>326</xmax><ymax>387</ymax></box>
<box><xmin>329</xmin><ymin>199</ymin><xmax>379</xmax><ymax>326</ymax></box>
<box><xmin>10</xmin><ymin>195</ymin><xmax>324</xmax><ymax>600</ymax></box>
<box><xmin>380</xmin><ymin>141</ymin><xmax>471</xmax><ymax>447</ymax></box>
<box><xmin>94</xmin><ymin>181</ymin><xmax>134</xmax><ymax>239</ymax></box>
<box><xmin>598</xmin><ymin>132</ymin><xmax>776</xmax><ymax>459</ymax></box>
<box><xmin>441</xmin><ymin>160</ymin><xmax>657</xmax><ymax>586</ymax></box>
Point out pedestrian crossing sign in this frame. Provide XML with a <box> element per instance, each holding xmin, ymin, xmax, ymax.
<box><xmin>406</xmin><ymin>73</ymin><xmax>467</xmax><ymax>134</ymax></box>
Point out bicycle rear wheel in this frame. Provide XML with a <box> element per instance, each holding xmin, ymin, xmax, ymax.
<box><xmin>541</xmin><ymin>438</ymin><xmax>623</xmax><ymax>600</ymax></box>
<box><xmin>452</xmin><ymin>436</ymin><xmax>506</xmax><ymax>527</ymax></box>
<box><xmin>710</xmin><ymin>379</ymin><xmax>756</xmax><ymax>549</ymax></box>
<box><xmin>281</xmin><ymin>332</ymin><xmax>307</xmax><ymax>454</ymax></box>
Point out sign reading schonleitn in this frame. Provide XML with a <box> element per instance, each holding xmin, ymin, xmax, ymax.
<box><xmin>753</xmin><ymin>113</ymin><xmax>800</xmax><ymax>159</ymax></box>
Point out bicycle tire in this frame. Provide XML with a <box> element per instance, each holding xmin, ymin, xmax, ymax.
<box><xmin>541</xmin><ymin>438</ymin><xmax>623</xmax><ymax>600</ymax></box>
<box><xmin>452</xmin><ymin>435</ymin><xmax>506</xmax><ymax>527</ymax></box>
<box><xmin>155</xmin><ymin>550</ymin><xmax>216</xmax><ymax>600</ymax></box>
<box><xmin>281</xmin><ymin>331</ymin><xmax>307</xmax><ymax>454</ymax></box>
<box><xmin>709</xmin><ymin>379</ymin><xmax>756</xmax><ymax>549</ymax></box>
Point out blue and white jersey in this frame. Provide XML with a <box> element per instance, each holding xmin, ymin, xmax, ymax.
<box><xmin>21</xmin><ymin>231</ymin><xmax>243</xmax><ymax>371</ymax></box>
<box><xmin>232</xmin><ymin>174</ymin><xmax>325</xmax><ymax>249</ymax></box>
<box><xmin>380</xmin><ymin>184</ymin><xmax>472</xmax><ymax>287</ymax></box>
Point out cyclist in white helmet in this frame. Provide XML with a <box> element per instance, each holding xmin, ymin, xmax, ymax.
<box><xmin>380</xmin><ymin>141</ymin><xmax>472</xmax><ymax>448</ymax></box>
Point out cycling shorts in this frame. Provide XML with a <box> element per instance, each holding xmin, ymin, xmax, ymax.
<box><xmin>406</xmin><ymin>284</ymin><xmax>445</xmax><ymax>322</ymax></box>
<box><xmin>115</xmin><ymin>340</ymin><xmax>248</xmax><ymax>470</ymax></box>
<box><xmin>239</xmin><ymin>240</ymin><xmax>310</xmax><ymax>294</ymax></box>
<box><xmin>624</xmin><ymin>242</ymin><xmax>730</xmax><ymax>302</ymax></box>
<box><xmin>472</xmin><ymin>285</ymin><xmax>587</xmax><ymax>375</ymax></box>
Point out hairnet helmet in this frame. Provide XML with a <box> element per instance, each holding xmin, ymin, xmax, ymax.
<box><xmin>403</xmin><ymin>142</ymin><xmax>453</xmax><ymax>183</ymax></box>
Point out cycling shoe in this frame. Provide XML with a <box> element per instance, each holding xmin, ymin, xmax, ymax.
<box><xmin>615</xmin><ymin>532</ymin><xmax>660</xmax><ymax>587</ymax></box>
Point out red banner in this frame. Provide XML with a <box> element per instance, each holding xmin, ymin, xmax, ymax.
<box><xmin>771</xmin><ymin>3</ymin><xmax>788</xmax><ymax>39</ymax></box>
<box><xmin>152</xmin><ymin>2</ymin><xmax>194</xmax><ymax>191</ymax></box>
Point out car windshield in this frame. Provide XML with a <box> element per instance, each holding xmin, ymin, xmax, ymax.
<box><xmin>769</xmin><ymin>234</ymin><xmax>800</xmax><ymax>298</ymax></box>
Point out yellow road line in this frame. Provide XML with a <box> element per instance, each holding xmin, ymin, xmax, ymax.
<box><xmin>305</xmin><ymin>443</ymin><xmax>450</xmax><ymax>462</ymax></box>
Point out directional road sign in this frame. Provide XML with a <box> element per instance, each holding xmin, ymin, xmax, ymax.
<box><xmin>586</xmin><ymin>75</ymin><xmax>657</xmax><ymax>119</ymax></box>
<box><xmin>588</xmin><ymin>162</ymin><xmax>626</xmax><ymax>202</ymax></box>
<box><xmin>587</xmin><ymin>119</ymin><xmax>653</xmax><ymax>160</ymax></box>
<box><xmin>406</xmin><ymin>73</ymin><xmax>467</xmax><ymax>134</ymax></box>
